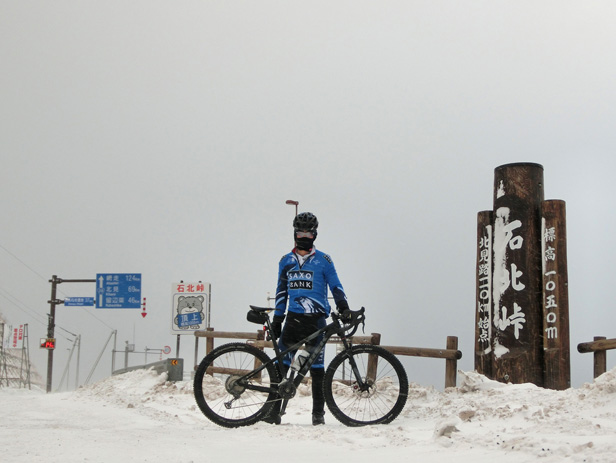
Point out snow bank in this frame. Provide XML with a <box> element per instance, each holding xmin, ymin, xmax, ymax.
<box><xmin>1</xmin><ymin>368</ymin><xmax>615</xmax><ymax>463</ymax></box>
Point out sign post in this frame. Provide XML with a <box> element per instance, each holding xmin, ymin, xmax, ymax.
<box><xmin>46</xmin><ymin>276</ymin><xmax>96</xmax><ymax>393</ymax></box>
<box><xmin>46</xmin><ymin>273</ymin><xmax>142</xmax><ymax>393</ymax></box>
<box><xmin>171</xmin><ymin>281</ymin><xmax>211</xmax><ymax>360</ymax></box>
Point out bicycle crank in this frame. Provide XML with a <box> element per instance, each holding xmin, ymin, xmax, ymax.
<box><xmin>277</xmin><ymin>379</ymin><xmax>297</xmax><ymax>400</ymax></box>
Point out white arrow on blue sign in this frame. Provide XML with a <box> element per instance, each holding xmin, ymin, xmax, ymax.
<box><xmin>96</xmin><ymin>273</ymin><xmax>142</xmax><ymax>309</ymax></box>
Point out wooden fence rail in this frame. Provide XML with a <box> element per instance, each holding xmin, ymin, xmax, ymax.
<box><xmin>577</xmin><ymin>336</ymin><xmax>616</xmax><ymax>379</ymax></box>
<box><xmin>194</xmin><ymin>328</ymin><xmax>462</xmax><ymax>389</ymax></box>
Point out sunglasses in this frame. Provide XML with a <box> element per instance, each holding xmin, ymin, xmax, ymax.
<box><xmin>295</xmin><ymin>231</ymin><xmax>315</xmax><ymax>238</ymax></box>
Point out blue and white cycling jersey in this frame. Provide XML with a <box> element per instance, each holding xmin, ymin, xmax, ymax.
<box><xmin>274</xmin><ymin>248</ymin><xmax>347</xmax><ymax>317</ymax></box>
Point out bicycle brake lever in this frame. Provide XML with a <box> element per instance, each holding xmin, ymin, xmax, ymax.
<box><xmin>358</xmin><ymin>307</ymin><xmax>366</xmax><ymax>333</ymax></box>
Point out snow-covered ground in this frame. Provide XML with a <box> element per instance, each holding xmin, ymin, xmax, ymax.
<box><xmin>1</xmin><ymin>368</ymin><xmax>615</xmax><ymax>463</ymax></box>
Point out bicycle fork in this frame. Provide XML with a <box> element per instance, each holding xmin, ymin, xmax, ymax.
<box><xmin>339</xmin><ymin>338</ymin><xmax>374</xmax><ymax>392</ymax></box>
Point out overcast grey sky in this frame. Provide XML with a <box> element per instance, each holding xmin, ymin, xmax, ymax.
<box><xmin>2</xmin><ymin>1</ymin><xmax>615</xmax><ymax>390</ymax></box>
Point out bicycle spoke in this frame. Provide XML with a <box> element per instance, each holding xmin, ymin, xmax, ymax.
<box><xmin>325</xmin><ymin>345</ymin><xmax>408</xmax><ymax>426</ymax></box>
<box><xmin>194</xmin><ymin>343</ymin><xmax>279</xmax><ymax>427</ymax></box>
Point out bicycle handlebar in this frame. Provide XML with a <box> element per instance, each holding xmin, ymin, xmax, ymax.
<box><xmin>248</xmin><ymin>305</ymin><xmax>366</xmax><ymax>339</ymax></box>
<box><xmin>332</xmin><ymin>307</ymin><xmax>366</xmax><ymax>338</ymax></box>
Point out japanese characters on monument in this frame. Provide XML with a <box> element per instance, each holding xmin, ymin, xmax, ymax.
<box><xmin>171</xmin><ymin>282</ymin><xmax>211</xmax><ymax>334</ymax></box>
<box><xmin>490</xmin><ymin>163</ymin><xmax>545</xmax><ymax>387</ymax></box>
<box><xmin>476</xmin><ymin>164</ymin><xmax>569</xmax><ymax>388</ymax></box>
<box><xmin>475</xmin><ymin>210</ymin><xmax>495</xmax><ymax>378</ymax></box>
<box><xmin>542</xmin><ymin>222</ymin><xmax>559</xmax><ymax>341</ymax></box>
<box><xmin>476</xmin><ymin>220</ymin><xmax>492</xmax><ymax>352</ymax></box>
<box><xmin>492</xmin><ymin>206</ymin><xmax>527</xmax><ymax>355</ymax></box>
<box><xmin>541</xmin><ymin>199</ymin><xmax>571</xmax><ymax>390</ymax></box>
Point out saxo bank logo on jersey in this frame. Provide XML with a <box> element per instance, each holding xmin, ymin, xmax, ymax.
<box><xmin>288</xmin><ymin>270</ymin><xmax>314</xmax><ymax>289</ymax></box>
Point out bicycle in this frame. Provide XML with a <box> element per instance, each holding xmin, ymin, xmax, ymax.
<box><xmin>193</xmin><ymin>306</ymin><xmax>409</xmax><ymax>428</ymax></box>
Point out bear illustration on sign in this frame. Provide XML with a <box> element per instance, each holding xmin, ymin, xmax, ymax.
<box><xmin>174</xmin><ymin>295</ymin><xmax>205</xmax><ymax>329</ymax></box>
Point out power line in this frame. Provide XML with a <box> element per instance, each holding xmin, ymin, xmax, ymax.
<box><xmin>0</xmin><ymin>288</ymin><xmax>76</xmax><ymax>342</ymax></box>
<box><xmin>0</xmin><ymin>243</ymin><xmax>47</xmax><ymax>280</ymax></box>
<box><xmin>0</xmin><ymin>242</ymin><xmax>115</xmax><ymax>332</ymax></box>
<box><xmin>0</xmin><ymin>287</ymin><xmax>47</xmax><ymax>327</ymax></box>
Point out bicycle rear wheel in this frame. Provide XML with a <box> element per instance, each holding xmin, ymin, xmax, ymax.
<box><xmin>193</xmin><ymin>342</ymin><xmax>280</xmax><ymax>428</ymax></box>
<box><xmin>324</xmin><ymin>345</ymin><xmax>408</xmax><ymax>426</ymax></box>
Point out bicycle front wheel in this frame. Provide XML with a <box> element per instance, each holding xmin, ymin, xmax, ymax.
<box><xmin>324</xmin><ymin>345</ymin><xmax>408</xmax><ymax>426</ymax></box>
<box><xmin>193</xmin><ymin>342</ymin><xmax>280</xmax><ymax>428</ymax></box>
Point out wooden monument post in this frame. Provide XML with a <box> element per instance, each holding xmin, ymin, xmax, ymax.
<box><xmin>475</xmin><ymin>210</ymin><xmax>493</xmax><ymax>379</ymax></box>
<box><xmin>541</xmin><ymin>200</ymin><xmax>571</xmax><ymax>389</ymax></box>
<box><xmin>475</xmin><ymin>163</ymin><xmax>571</xmax><ymax>389</ymax></box>
<box><xmin>491</xmin><ymin>163</ymin><xmax>545</xmax><ymax>386</ymax></box>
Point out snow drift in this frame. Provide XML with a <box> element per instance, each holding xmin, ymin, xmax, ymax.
<box><xmin>1</xmin><ymin>368</ymin><xmax>615</xmax><ymax>463</ymax></box>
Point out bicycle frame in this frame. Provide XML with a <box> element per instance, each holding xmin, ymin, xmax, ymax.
<box><xmin>234</xmin><ymin>311</ymin><xmax>363</xmax><ymax>402</ymax></box>
<box><xmin>194</xmin><ymin>305</ymin><xmax>408</xmax><ymax>427</ymax></box>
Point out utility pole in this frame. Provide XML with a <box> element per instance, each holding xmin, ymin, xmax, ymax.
<box><xmin>46</xmin><ymin>275</ymin><xmax>59</xmax><ymax>393</ymax></box>
<box><xmin>46</xmin><ymin>276</ymin><xmax>96</xmax><ymax>393</ymax></box>
<box><xmin>75</xmin><ymin>334</ymin><xmax>81</xmax><ymax>390</ymax></box>
<box><xmin>0</xmin><ymin>323</ymin><xmax>8</xmax><ymax>387</ymax></box>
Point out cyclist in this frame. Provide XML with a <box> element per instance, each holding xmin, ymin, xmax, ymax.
<box><xmin>265</xmin><ymin>211</ymin><xmax>350</xmax><ymax>426</ymax></box>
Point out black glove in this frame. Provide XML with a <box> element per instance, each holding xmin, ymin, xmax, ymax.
<box><xmin>337</xmin><ymin>300</ymin><xmax>352</xmax><ymax>321</ymax></box>
<box><xmin>271</xmin><ymin>315</ymin><xmax>285</xmax><ymax>339</ymax></box>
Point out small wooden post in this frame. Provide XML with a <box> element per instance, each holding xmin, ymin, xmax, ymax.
<box><xmin>254</xmin><ymin>330</ymin><xmax>264</xmax><ymax>380</ymax></box>
<box><xmin>205</xmin><ymin>327</ymin><xmax>215</xmax><ymax>355</ymax></box>
<box><xmin>492</xmin><ymin>163</ymin><xmax>545</xmax><ymax>386</ymax></box>
<box><xmin>541</xmin><ymin>200</ymin><xmax>571</xmax><ymax>389</ymax></box>
<box><xmin>445</xmin><ymin>336</ymin><xmax>458</xmax><ymax>388</ymax></box>
<box><xmin>194</xmin><ymin>336</ymin><xmax>199</xmax><ymax>373</ymax></box>
<box><xmin>475</xmin><ymin>210</ymin><xmax>493</xmax><ymax>378</ymax></box>
<box><xmin>201</xmin><ymin>327</ymin><xmax>215</xmax><ymax>376</ymax></box>
<box><xmin>366</xmin><ymin>333</ymin><xmax>381</xmax><ymax>383</ymax></box>
<box><xmin>593</xmin><ymin>336</ymin><xmax>607</xmax><ymax>379</ymax></box>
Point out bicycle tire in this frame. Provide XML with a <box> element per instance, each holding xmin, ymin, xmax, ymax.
<box><xmin>193</xmin><ymin>342</ymin><xmax>281</xmax><ymax>428</ymax></box>
<box><xmin>324</xmin><ymin>344</ymin><xmax>408</xmax><ymax>426</ymax></box>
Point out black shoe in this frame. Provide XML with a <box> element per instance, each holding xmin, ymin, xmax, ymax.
<box><xmin>262</xmin><ymin>414</ymin><xmax>281</xmax><ymax>425</ymax></box>
<box><xmin>312</xmin><ymin>412</ymin><xmax>325</xmax><ymax>426</ymax></box>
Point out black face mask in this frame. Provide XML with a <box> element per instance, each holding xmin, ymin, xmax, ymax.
<box><xmin>295</xmin><ymin>236</ymin><xmax>315</xmax><ymax>251</ymax></box>
<box><xmin>294</xmin><ymin>230</ymin><xmax>317</xmax><ymax>251</ymax></box>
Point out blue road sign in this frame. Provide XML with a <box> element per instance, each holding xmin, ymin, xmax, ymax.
<box><xmin>177</xmin><ymin>312</ymin><xmax>203</xmax><ymax>328</ymax></box>
<box><xmin>65</xmin><ymin>297</ymin><xmax>95</xmax><ymax>307</ymax></box>
<box><xmin>96</xmin><ymin>273</ymin><xmax>142</xmax><ymax>309</ymax></box>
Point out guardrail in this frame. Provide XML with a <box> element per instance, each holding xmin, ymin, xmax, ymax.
<box><xmin>577</xmin><ymin>336</ymin><xmax>616</xmax><ymax>379</ymax></box>
<box><xmin>112</xmin><ymin>358</ymin><xmax>184</xmax><ymax>381</ymax></box>
<box><xmin>194</xmin><ymin>328</ymin><xmax>462</xmax><ymax>388</ymax></box>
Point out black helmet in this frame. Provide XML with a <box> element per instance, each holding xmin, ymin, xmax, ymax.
<box><xmin>293</xmin><ymin>212</ymin><xmax>318</xmax><ymax>231</ymax></box>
